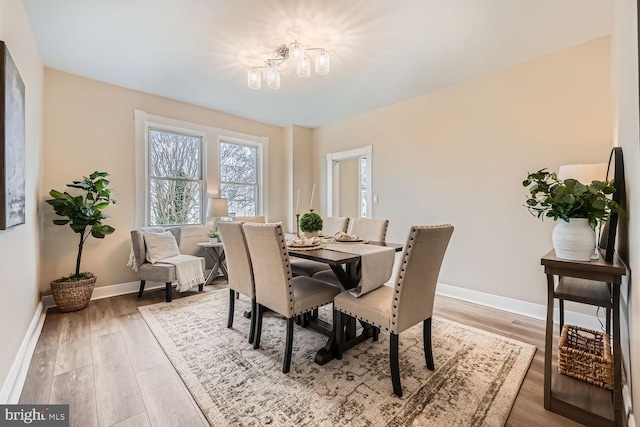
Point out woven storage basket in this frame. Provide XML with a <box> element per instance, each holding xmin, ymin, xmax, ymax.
<box><xmin>558</xmin><ymin>324</ymin><xmax>613</xmax><ymax>390</ymax></box>
<box><xmin>50</xmin><ymin>275</ymin><xmax>97</xmax><ymax>312</ymax></box>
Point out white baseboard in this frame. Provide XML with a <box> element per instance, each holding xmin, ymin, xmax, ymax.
<box><xmin>0</xmin><ymin>301</ymin><xmax>46</xmax><ymax>404</ymax></box>
<box><xmin>436</xmin><ymin>282</ymin><xmax>602</xmax><ymax>331</ymax></box>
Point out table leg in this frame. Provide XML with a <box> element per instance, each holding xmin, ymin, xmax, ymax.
<box><xmin>314</xmin><ymin>260</ymin><xmax>372</xmax><ymax>365</ymax></box>
<box><xmin>613</xmin><ymin>285</ymin><xmax>622</xmax><ymax>426</ymax></box>
<box><xmin>544</xmin><ymin>273</ymin><xmax>555</xmax><ymax>410</ymax></box>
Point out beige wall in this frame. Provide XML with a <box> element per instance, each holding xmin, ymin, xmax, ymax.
<box><xmin>286</xmin><ymin>125</ymin><xmax>314</xmax><ymax>232</ymax></box>
<box><xmin>313</xmin><ymin>37</ymin><xmax>612</xmax><ymax>307</ymax></box>
<box><xmin>0</xmin><ymin>0</ymin><xmax>44</xmax><ymax>397</ymax></box>
<box><xmin>613</xmin><ymin>0</ymin><xmax>639</xmax><ymax>421</ymax></box>
<box><xmin>42</xmin><ymin>69</ymin><xmax>285</xmax><ymax>291</ymax></box>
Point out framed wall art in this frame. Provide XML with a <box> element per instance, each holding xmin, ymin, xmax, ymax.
<box><xmin>0</xmin><ymin>41</ymin><xmax>26</xmax><ymax>230</ymax></box>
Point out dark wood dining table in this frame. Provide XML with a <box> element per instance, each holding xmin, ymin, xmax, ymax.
<box><xmin>288</xmin><ymin>241</ymin><xmax>403</xmax><ymax>365</ymax></box>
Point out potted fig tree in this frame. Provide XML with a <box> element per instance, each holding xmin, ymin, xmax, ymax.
<box><xmin>46</xmin><ymin>171</ymin><xmax>116</xmax><ymax>311</ymax></box>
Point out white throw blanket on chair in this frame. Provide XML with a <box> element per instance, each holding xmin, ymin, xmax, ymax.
<box><xmin>157</xmin><ymin>255</ymin><xmax>205</xmax><ymax>292</ymax></box>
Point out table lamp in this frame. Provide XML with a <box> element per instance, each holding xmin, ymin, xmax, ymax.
<box><xmin>207</xmin><ymin>197</ymin><xmax>229</xmax><ymax>231</ymax></box>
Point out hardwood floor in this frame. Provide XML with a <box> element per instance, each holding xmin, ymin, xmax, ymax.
<box><xmin>20</xmin><ymin>280</ymin><xmax>581</xmax><ymax>427</ymax></box>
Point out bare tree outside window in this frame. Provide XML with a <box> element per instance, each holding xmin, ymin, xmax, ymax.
<box><xmin>149</xmin><ymin>129</ymin><xmax>203</xmax><ymax>225</ymax></box>
<box><xmin>220</xmin><ymin>142</ymin><xmax>258</xmax><ymax>217</ymax></box>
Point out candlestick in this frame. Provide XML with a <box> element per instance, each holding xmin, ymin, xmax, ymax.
<box><xmin>295</xmin><ymin>213</ymin><xmax>301</xmax><ymax>238</ymax></box>
<box><xmin>296</xmin><ymin>188</ymin><xmax>300</xmax><ymax>215</ymax></box>
<box><xmin>309</xmin><ymin>183</ymin><xmax>316</xmax><ymax>211</ymax></box>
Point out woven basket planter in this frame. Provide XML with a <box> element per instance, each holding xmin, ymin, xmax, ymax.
<box><xmin>558</xmin><ymin>324</ymin><xmax>613</xmax><ymax>390</ymax></box>
<box><xmin>50</xmin><ymin>275</ymin><xmax>97</xmax><ymax>312</ymax></box>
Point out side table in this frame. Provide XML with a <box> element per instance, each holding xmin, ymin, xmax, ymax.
<box><xmin>541</xmin><ymin>249</ymin><xmax>626</xmax><ymax>427</ymax></box>
<box><xmin>198</xmin><ymin>242</ymin><xmax>228</xmax><ymax>285</ymax></box>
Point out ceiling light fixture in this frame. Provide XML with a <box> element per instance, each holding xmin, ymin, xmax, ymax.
<box><xmin>247</xmin><ymin>40</ymin><xmax>330</xmax><ymax>89</ymax></box>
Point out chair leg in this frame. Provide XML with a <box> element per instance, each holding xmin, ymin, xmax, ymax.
<box><xmin>227</xmin><ymin>289</ymin><xmax>235</xmax><ymax>328</ymax></box>
<box><xmin>335</xmin><ymin>309</ymin><xmax>343</xmax><ymax>360</ymax></box>
<box><xmin>559</xmin><ymin>299</ymin><xmax>565</xmax><ymax>336</ymax></box>
<box><xmin>253</xmin><ymin>304</ymin><xmax>264</xmax><ymax>350</ymax></box>
<box><xmin>424</xmin><ymin>318</ymin><xmax>434</xmax><ymax>371</ymax></box>
<box><xmin>137</xmin><ymin>280</ymin><xmax>146</xmax><ymax>298</ymax></box>
<box><xmin>198</xmin><ymin>283</ymin><xmax>204</xmax><ymax>292</ymax></box>
<box><xmin>165</xmin><ymin>282</ymin><xmax>172</xmax><ymax>302</ymax></box>
<box><xmin>390</xmin><ymin>333</ymin><xmax>402</xmax><ymax>397</ymax></box>
<box><xmin>248</xmin><ymin>298</ymin><xmax>257</xmax><ymax>344</ymax></box>
<box><xmin>283</xmin><ymin>317</ymin><xmax>294</xmax><ymax>373</ymax></box>
<box><xmin>373</xmin><ymin>327</ymin><xmax>380</xmax><ymax>342</ymax></box>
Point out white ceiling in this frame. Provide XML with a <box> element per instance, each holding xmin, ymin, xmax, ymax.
<box><xmin>23</xmin><ymin>0</ymin><xmax>612</xmax><ymax>128</ymax></box>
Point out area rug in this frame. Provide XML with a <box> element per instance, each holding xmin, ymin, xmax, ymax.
<box><xmin>138</xmin><ymin>289</ymin><xmax>536</xmax><ymax>427</ymax></box>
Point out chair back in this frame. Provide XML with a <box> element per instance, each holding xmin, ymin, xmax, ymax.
<box><xmin>218</xmin><ymin>221</ymin><xmax>255</xmax><ymax>297</ymax></box>
<box><xmin>347</xmin><ymin>218</ymin><xmax>389</xmax><ymax>242</ymax></box>
<box><xmin>234</xmin><ymin>216</ymin><xmax>266</xmax><ymax>223</ymax></box>
<box><xmin>242</xmin><ymin>223</ymin><xmax>293</xmax><ymax>317</ymax></box>
<box><xmin>130</xmin><ymin>227</ymin><xmax>181</xmax><ymax>269</ymax></box>
<box><xmin>390</xmin><ymin>225</ymin><xmax>453</xmax><ymax>334</ymax></box>
<box><xmin>322</xmin><ymin>216</ymin><xmax>349</xmax><ymax>236</ymax></box>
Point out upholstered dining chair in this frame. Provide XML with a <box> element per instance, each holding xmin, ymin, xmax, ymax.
<box><xmin>291</xmin><ymin>216</ymin><xmax>350</xmax><ymax>278</ymax></box>
<box><xmin>312</xmin><ymin>218</ymin><xmax>390</xmax><ymax>287</ymax></box>
<box><xmin>333</xmin><ymin>224</ymin><xmax>454</xmax><ymax>397</ymax></box>
<box><xmin>347</xmin><ymin>218</ymin><xmax>389</xmax><ymax>242</ymax></box>
<box><xmin>130</xmin><ymin>227</ymin><xmax>205</xmax><ymax>302</ymax></box>
<box><xmin>233</xmin><ymin>216</ymin><xmax>266</xmax><ymax>223</ymax></box>
<box><xmin>217</xmin><ymin>221</ymin><xmax>257</xmax><ymax>343</ymax></box>
<box><xmin>242</xmin><ymin>223</ymin><xmax>341</xmax><ymax>373</ymax></box>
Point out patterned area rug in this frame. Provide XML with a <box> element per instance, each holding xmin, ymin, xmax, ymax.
<box><xmin>138</xmin><ymin>289</ymin><xmax>536</xmax><ymax>427</ymax></box>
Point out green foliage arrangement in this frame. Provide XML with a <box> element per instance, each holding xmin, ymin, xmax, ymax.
<box><xmin>523</xmin><ymin>168</ymin><xmax>623</xmax><ymax>229</ymax></box>
<box><xmin>207</xmin><ymin>229</ymin><xmax>220</xmax><ymax>239</ymax></box>
<box><xmin>299</xmin><ymin>212</ymin><xmax>323</xmax><ymax>232</ymax></box>
<box><xmin>46</xmin><ymin>171</ymin><xmax>116</xmax><ymax>278</ymax></box>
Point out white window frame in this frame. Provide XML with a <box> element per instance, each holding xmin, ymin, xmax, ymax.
<box><xmin>219</xmin><ymin>136</ymin><xmax>265</xmax><ymax>218</ymax></box>
<box><xmin>135</xmin><ymin>110</ymin><xmax>268</xmax><ymax>234</ymax></box>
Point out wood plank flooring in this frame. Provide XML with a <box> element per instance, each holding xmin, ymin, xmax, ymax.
<box><xmin>20</xmin><ymin>280</ymin><xmax>581</xmax><ymax>426</ymax></box>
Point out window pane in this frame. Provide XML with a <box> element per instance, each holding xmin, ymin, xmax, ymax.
<box><xmin>150</xmin><ymin>129</ymin><xmax>201</xmax><ymax>179</ymax></box>
<box><xmin>149</xmin><ymin>178</ymin><xmax>201</xmax><ymax>225</ymax></box>
<box><xmin>360</xmin><ymin>157</ymin><xmax>367</xmax><ymax>218</ymax></box>
<box><xmin>220</xmin><ymin>143</ymin><xmax>256</xmax><ymax>183</ymax></box>
<box><xmin>221</xmin><ymin>184</ymin><xmax>256</xmax><ymax>217</ymax></box>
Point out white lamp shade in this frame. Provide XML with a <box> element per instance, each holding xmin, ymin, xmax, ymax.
<box><xmin>207</xmin><ymin>198</ymin><xmax>229</xmax><ymax>218</ymax></box>
<box><xmin>557</xmin><ymin>163</ymin><xmax>608</xmax><ymax>184</ymax></box>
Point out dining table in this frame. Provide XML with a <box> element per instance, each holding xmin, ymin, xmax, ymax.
<box><xmin>288</xmin><ymin>239</ymin><xmax>403</xmax><ymax>365</ymax></box>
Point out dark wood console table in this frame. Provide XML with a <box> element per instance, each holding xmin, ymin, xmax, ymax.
<box><xmin>541</xmin><ymin>249</ymin><xmax>626</xmax><ymax>427</ymax></box>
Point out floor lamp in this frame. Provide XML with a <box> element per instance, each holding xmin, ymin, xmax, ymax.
<box><xmin>207</xmin><ymin>198</ymin><xmax>229</xmax><ymax>231</ymax></box>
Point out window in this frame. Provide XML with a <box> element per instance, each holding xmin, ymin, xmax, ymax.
<box><xmin>148</xmin><ymin>129</ymin><xmax>203</xmax><ymax>226</ymax></box>
<box><xmin>220</xmin><ymin>141</ymin><xmax>259</xmax><ymax>217</ymax></box>
<box><xmin>135</xmin><ymin>110</ymin><xmax>268</xmax><ymax>230</ymax></box>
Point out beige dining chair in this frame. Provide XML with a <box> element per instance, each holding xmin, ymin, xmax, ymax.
<box><xmin>130</xmin><ymin>227</ymin><xmax>205</xmax><ymax>302</ymax></box>
<box><xmin>334</xmin><ymin>224</ymin><xmax>454</xmax><ymax>397</ymax></box>
<box><xmin>217</xmin><ymin>221</ymin><xmax>257</xmax><ymax>344</ymax></box>
<box><xmin>312</xmin><ymin>218</ymin><xmax>390</xmax><ymax>287</ymax></box>
<box><xmin>347</xmin><ymin>218</ymin><xmax>389</xmax><ymax>242</ymax></box>
<box><xmin>233</xmin><ymin>216</ymin><xmax>266</xmax><ymax>223</ymax></box>
<box><xmin>242</xmin><ymin>223</ymin><xmax>341</xmax><ymax>373</ymax></box>
<box><xmin>291</xmin><ymin>216</ymin><xmax>350</xmax><ymax>278</ymax></box>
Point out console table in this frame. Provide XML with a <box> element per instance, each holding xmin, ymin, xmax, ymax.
<box><xmin>197</xmin><ymin>242</ymin><xmax>228</xmax><ymax>285</ymax></box>
<box><xmin>541</xmin><ymin>249</ymin><xmax>626</xmax><ymax>427</ymax></box>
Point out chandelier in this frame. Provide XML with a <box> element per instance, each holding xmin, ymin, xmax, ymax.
<box><xmin>247</xmin><ymin>40</ymin><xmax>330</xmax><ymax>89</ymax></box>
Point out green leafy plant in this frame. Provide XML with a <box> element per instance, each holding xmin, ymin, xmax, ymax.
<box><xmin>523</xmin><ymin>168</ymin><xmax>623</xmax><ymax>229</ymax></box>
<box><xmin>46</xmin><ymin>171</ymin><xmax>116</xmax><ymax>278</ymax></box>
<box><xmin>207</xmin><ymin>229</ymin><xmax>220</xmax><ymax>239</ymax></box>
<box><xmin>299</xmin><ymin>212</ymin><xmax>323</xmax><ymax>232</ymax></box>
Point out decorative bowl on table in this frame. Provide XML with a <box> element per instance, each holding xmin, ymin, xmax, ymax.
<box><xmin>333</xmin><ymin>231</ymin><xmax>365</xmax><ymax>243</ymax></box>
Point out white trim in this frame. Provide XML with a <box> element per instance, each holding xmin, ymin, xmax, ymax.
<box><xmin>326</xmin><ymin>145</ymin><xmax>372</xmax><ymax>218</ymax></box>
<box><xmin>0</xmin><ymin>302</ymin><xmax>46</xmax><ymax>404</ymax></box>
<box><xmin>436</xmin><ymin>282</ymin><xmax>603</xmax><ymax>331</ymax></box>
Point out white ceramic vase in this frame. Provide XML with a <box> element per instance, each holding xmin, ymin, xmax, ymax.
<box><xmin>551</xmin><ymin>218</ymin><xmax>596</xmax><ymax>261</ymax></box>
